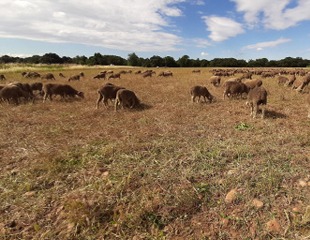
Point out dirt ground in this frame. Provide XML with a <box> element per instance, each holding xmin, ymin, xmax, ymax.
<box><xmin>0</xmin><ymin>67</ymin><xmax>309</xmax><ymax>239</ymax></box>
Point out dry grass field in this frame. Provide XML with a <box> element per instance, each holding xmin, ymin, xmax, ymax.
<box><xmin>0</xmin><ymin>66</ymin><xmax>309</xmax><ymax>239</ymax></box>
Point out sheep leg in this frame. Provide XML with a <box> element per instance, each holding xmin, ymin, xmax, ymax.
<box><xmin>115</xmin><ymin>98</ymin><xmax>120</xmax><ymax>111</ymax></box>
<box><xmin>248</xmin><ymin>102</ymin><xmax>254</xmax><ymax>117</ymax></box>
<box><xmin>261</xmin><ymin>105</ymin><xmax>266</xmax><ymax>119</ymax></box>
<box><xmin>43</xmin><ymin>93</ymin><xmax>51</xmax><ymax>103</ymax></box>
<box><xmin>253</xmin><ymin>104</ymin><xmax>258</xmax><ymax>118</ymax></box>
<box><xmin>96</xmin><ymin>94</ymin><xmax>103</xmax><ymax>109</ymax></box>
<box><xmin>191</xmin><ymin>95</ymin><xmax>195</xmax><ymax>102</ymax></box>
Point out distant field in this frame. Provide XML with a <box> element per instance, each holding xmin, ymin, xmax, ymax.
<box><xmin>0</xmin><ymin>66</ymin><xmax>309</xmax><ymax>239</ymax></box>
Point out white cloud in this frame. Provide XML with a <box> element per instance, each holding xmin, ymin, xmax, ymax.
<box><xmin>193</xmin><ymin>38</ymin><xmax>211</xmax><ymax>48</ymax></box>
<box><xmin>201</xmin><ymin>51</ymin><xmax>209</xmax><ymax>56</ymax></box>
<box><xmin>193</xmin><ymin>0</ymin><xmax>205</xmax><ymax>5</ymax></box>
<box><xmin>0</xmin><ymin>0</ymin><xmax>185</xmax><ymax>52</ymax></box>
<box><xmin>231</xmin><ymin>0</ymin><xmax>310</xmax><ymax>30</ymax></box>
<box><xmin>202</xmin><ymin>16</ymin><xmax>244</xmax><ymax>41</ymax></box>
<box><xmin>243</xmin><ymin>38</ymin><xmax>291</xmax><ymax>51</ymax></box>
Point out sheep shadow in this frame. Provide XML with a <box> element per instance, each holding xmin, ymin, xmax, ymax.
<box><xmin>135</xmin><ymin>103</ymin><xmax>153</xmax><ymax>111</ymax></box>
<box><xmin>264</xmin><ymin>109</ymin><xmax>287</xmax><ymax>119</ymax></box>
<box><xmin>113</xmin><ymin>103</ymin><xmax>153</xmax><ymax>112</ymax></box>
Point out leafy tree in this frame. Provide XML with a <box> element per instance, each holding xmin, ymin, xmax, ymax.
<box><xmin>0</xmin><ymin>55</ymin><xmax>16</xmax><ymax>63</ymax></box>
<box><xmin>41</xmin><ymin>53</ymin><xmax>63</xmax><ymax>64</ymax></box>
<box><xmin>177</xmin><ymin>55</ymin><xmax>191</xmax><ymax>67</ymax></box>
<box><xmin>150</xmin><ymin>55</ymin><xmax>164</xmax><ymax>67</ymax></box>
<box><xmin>164</xmin><ymin>56</ymin><xmax>178</xmax><ymax>67</ymax></box>
<box><xmin>127</xmin><ymin>52</ymin><xmax>140</xmax><ymax>66</ymax></box>
<box><xmin>24</xmin><ymin>55</ymin><xmax>42</xmax><ymax>64</ymax></box>
<box><xmin>72</xmin><ymin>55</ymin><xmax>88</xmax><ymax>65</ymax></box>
<box><xmin>62</xmin><ymin>56</ymin><xmax>73</xmax><ymax>64</ymax></box>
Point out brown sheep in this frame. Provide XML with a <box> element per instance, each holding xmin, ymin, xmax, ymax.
<box><xmin>285</xmin><ymin>74</ymin><xmax>296</xmax><ymax>87</ymax></box>
<box><xmin>246</xmin><ymin>86</ymin><xmax>268</xmax><ymax>119</ymax></box>
<box><xmin>277</xmin><ymin>76</ymin><xmax>289</xmax><ymax>85</ymax></box>
<box><xmin>8</xmin><ymin>82</ymin><xmax>35</xmax><ymax>102</ymax></box>
<box><xmin>41</xmin><ymin>73</ymin><xmax>56</xmax><ymax>80</ymax></box>
<box><xmin>108</xmin><ymin>73</ymin><xmax>121</xmax><ymax>80</ymax></box>
<box><xmin>68</xmin><ymin>72</ymin><xmax>84</xmax><ymax>81</ymax></box>
<box><xmin>96</xmin><ymin>83</ymin><xmax>124</xmax><ymax>109</ymax></box>
<box><xmin>0</xmin><ymin>85</ymin><xmax>32</xmax><ymax>105</ymax></box>
<box><xmin>42</xmin><ymin>83</ymin><xmax>84</xmax><ymax>102</ymax></box>
<box><xmin>93</xmin><ymin>72</ymin><xmax>106</xmax><ymax>80</ymax></box>
<box><xmin>0</xmin><ymin>74</ymin><xmax>6</xmax><ymax>80</ymax></box>
<box><xmin>190</xmin><ymin>85</ymin><xmax>214</xmax><ymax>103</ymax></box>
<box><xmin>115</xmin><ymin>89</ymin><xmax>140</xmax><ymax>111</ymax></box>
<box><xmin>158</xmin><ymin>71</ymin><xmax>173</xmax><ymax>77</ymax></box>
<box><xmin>30</xmin><ymin>82</ymin><xmax>43</xmax><ymax>91</ymax></box>
<box><xmin>240</xmin><ymin>72</ymin><xmax>252</xmax><ymax>80</ymax></box>
<box><xmin>30</xmin><ymin>82</ymin><xmax>43</xmax><ymax>96</ymax></box>
<box><xmin>210</xmin><ymin>76</ymin><xmax>221</xmax><ymax>87</ymax></box>
<box><xmin>142</xmin><ymin>71</ymin><xmax>154</xmax><ymax>78</ymax></box>
<box><xmin>23</xmin><ymin>72</ymin><xmax>41</xmax><ymax>78</ymax></box>
<box><xmin>243</xmin><ymin>79</ymin><xmax>263</xmax><ymax>90</ymax></box>
<box><xmin>223</xmin><ymin>77</ymin><xmax>242</xmax><ymax>85</ymax></box>
<box><xmin>223</xmin><ymin>81</ymin><xmax>249</xmax><ymax>99</ymax></box>
<box><xmin>295</xmin><ymin>74</ymin><xmax>310</xmax><ymax>92</ymax></box>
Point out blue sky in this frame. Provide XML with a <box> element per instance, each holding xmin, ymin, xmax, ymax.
<box><xmin>1</xmin><ymin>0</ymin><xmax>310</xmax><ymax>61</ymax></box>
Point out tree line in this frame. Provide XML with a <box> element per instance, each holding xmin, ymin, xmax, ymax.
<box><xmin>1</xmin><ymin>52</ymin><xmax>310</xmax><ymax>68</ymax></box>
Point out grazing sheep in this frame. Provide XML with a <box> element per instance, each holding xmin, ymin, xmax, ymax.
<box><xmin>295</xmin><ymin>74</ymin><xmax>310</xmax><ymax>92</ymax></box>
<box><xmin>243</xmin><ymin>79</ymin><xmax>263</xmax><ymax>90</ymax></box>
<box><xmin>59</xmin><ymin>73</ymin><xmax>66</xmax><ymax>78</ymax></box>
<box><xmin>0</xmin><ymin>85</ymin><xmax>32</xmax><ymax>105</ymax></box>
<box><xmin>223</xmin><ymin>77</ymin><xmax>242</xmax><ymax>85</ymax></box>
<box><xmin>190</xmin><ymin>85</ymin><xmax>214</xmax><ymax>103</ymax></box>
<box><xmin>278</xmin><ymin>76</ymin><xmax>289</xmax><ymax>85</ymax></box>
<box><xmin>42</xmin><ymin>83</ymin><xmax>84</xmax><ymax>102</ymax></box>
<box><xmin>9</xmin><ymin>82</ymin><xmax>35</xmax><ymax>102</ymax></box>
<box><xmin>158</xmin><ymin>71</ymin><xmax>173</xmax><ymax>77</ymax></box>
<box><xmin>210</xmin><ymin>76</ymin><xmax>221</xmax><ymax>87</ymax></box>
<box><xmin>285</xmin><ymin>75</ymin><xmax>296</xmax><ymax>87</ymax></box>
<box><xmin>30</xmin><ymin>82</ymin><xmax>43</xmax><ymax>96</ymax></box>
<box><xmin>240</xmin><ymin>72</ymin><xmax>252</xmax><ymax>80</ymax></box>
<box><xmin>223</xmin><ymin>81</ymin><xmax>249</xmax><ymax>99</ymax></box>
<box><xmin>115</xmin><ymin>89</ymin><xmax>140</xmax><ymax>111</ymax></box>
<box><xmin>41</xmin><ymin>73</ymin><xmax>56</xmax><ymax>80</ymax></box>
<box><xmin>96</xmin><ymin>83</ymin><xmax>124</xmax><ymax>109</ymax></box>
<box><xmin>0</xmin><ymin>74</ymin><xmax>6</xmax><ymax>80</ymax></box>
<box><xmin>23</xmin><ymin>72</ymin><xmax>41</xmax><ymax>78</ymax></box>
<box><xmin>93</xmin><ymin>72</ymin><xmax>106</xmax><ymax>80</ymax></box>
<box><xmin>142</xmin><ymin>71</ymin><xmax>154</xmax><ymax>78</ymax></box>
<box><xmin>246</xmin><ymin>86</ymin><xmax>268</xmax><ymax>119</ymax></box>
<box><xmin>68</xmin><ymin>72</ymin><xmax>84</xmax><ymax>81</ymax></box>
<box><xmin>108</xmin><ymin>73</ymin><xmax>121</xmax><ymax>80</ymax></box>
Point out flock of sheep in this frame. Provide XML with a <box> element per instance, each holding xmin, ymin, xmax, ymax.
<box><xmin>0</xmin><ymin>68</ymin><xmax>309</xmax><ymax>118</ymax></box>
